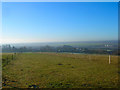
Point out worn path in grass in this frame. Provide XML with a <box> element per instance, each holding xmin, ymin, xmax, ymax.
<box><xmin>2</xmin><ymin>53</ymin><xmax>118</xmax><ymax>88</ymax></box>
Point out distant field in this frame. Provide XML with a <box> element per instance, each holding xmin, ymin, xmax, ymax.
<box><xmin>2</xmin><ymin>53</ymin><xmax>118</xmax><ymax>88</ymax></box>
<box><xmin>65</xmin><ymin>43</ymin><xmax>104</xmax><ymax>47</ymax></box>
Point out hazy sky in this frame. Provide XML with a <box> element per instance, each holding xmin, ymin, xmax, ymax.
<box><xmin>2</xmin><ymin>2</ymin><xmax>118</xmax><ymax>44</ymax></box>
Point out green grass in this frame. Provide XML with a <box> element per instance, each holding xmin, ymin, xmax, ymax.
<box><xmin>2</xmin><ymin>52</ymin><xmax>118</xmax><ymax>88</ymax></box>
<box><xmin>2</xmin><ymin>53</ymin><xmax>16</xmax><ymax>67</ymax></box>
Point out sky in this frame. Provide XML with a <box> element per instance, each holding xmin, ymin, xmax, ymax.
<box><xmin>2</xmin><ymin>2</ymin><xmax>118</xmax><ymax>44</ymax></box>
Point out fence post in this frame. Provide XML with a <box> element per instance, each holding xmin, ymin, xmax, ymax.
<box><xmin>109</xmin><ymin>55</ymin><xmax>111</xmax><ymax>64</ymax></box>
<box><xmin>7</xmin><ymin>57</ymin><xmax>8</xmax><ymax>64</ymax></box>
<box><xmin>12</xmin><ymin>54</ymin><xmax>13</xmax><ymax>60</ymax></box>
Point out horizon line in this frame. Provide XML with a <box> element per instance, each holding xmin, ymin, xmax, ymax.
<box><xmin>1</xmin><ymin>39</ymin><xmax>118</xmax><ymax>45</ymax></box>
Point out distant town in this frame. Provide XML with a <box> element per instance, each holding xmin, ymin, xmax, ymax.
<box><xmin>1</xmin><ymin>41</ymin><xmax>118</xmax><ymax>55</ymax></box>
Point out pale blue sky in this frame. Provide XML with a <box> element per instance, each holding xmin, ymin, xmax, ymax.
<box><xmin>2</xmin><ymin>2</ymin><xmax>118</xmax><ymax>43</ymax></box>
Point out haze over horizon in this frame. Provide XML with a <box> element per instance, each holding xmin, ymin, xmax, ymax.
<box><xmin>2</xmin><ymin>2</ymin><xmax>118</xmax><ymax>44</ymax></box>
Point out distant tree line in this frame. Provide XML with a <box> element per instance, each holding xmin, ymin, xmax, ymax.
<box><xmin>1</xmin><ymin>44</ymin><xmax>118</xmax><ymax>55</ymax></box>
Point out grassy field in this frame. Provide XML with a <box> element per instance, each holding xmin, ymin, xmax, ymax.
<box><xmin>2</xmin><ymin>52</ymin><xmax>118</xmax><ymax>88</ymax></box>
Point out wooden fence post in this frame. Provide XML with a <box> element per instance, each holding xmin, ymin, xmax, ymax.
<box><xmin>109</xmin><ymin>55</ymin><xmax>111</xmax><ymax>64</ymax></box>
